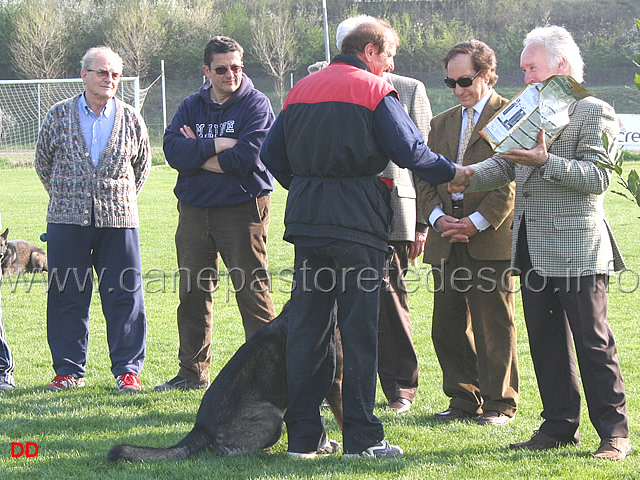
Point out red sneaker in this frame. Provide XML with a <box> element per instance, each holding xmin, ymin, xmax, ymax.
<box><xmin>116</xmin><ymin>372</ymin><xmax>141</xmax><ymax>392</ymax></box>
<box><xmin>46</xmin><ymin>375</ymin><xmax>85</xmax><ymax>391</ymax></box>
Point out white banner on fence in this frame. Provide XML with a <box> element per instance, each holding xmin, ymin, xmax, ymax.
<box><xmin>618</xmin><ymin>114</ymin><xmax>640</xmax><ymax>151</ymax></box>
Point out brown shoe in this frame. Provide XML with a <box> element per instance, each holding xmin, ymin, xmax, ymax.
<box><xmin>509</xmin><ymin>430</ymin><xmax>579</xmax><ymax>450</ymax></box>
<box><xmin>434</xmin><ymin>407</ymin><xmax>476</xmax><ymax>422</ymax></box>
<box><xmin>593</xmin><ymin>437</ymin><xmax>631</xmax><ymax>461</ymax></box>
<box><xmin>477</xmin><ymin>410</ymin><xmax>513</xmax><ymax>426</ymax></box>
<box><xmin>387</xmin><ymin>398</ymin><xmax>412</xmax><ymax>413</ymax></box>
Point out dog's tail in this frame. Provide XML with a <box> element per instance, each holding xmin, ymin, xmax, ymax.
<box><xmin>107</xmin><ymin>427</ymin><xmax>211</xmax><ymax>463</ymax></box>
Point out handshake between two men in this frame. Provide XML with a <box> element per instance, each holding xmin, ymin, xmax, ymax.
<box><xmin>442</xmin><ymin>129</ymin><xmax>550</xmax><ymax>244</ymax></box>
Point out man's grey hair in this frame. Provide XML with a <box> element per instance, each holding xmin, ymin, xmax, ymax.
<box><xmin>523</xmin><ymin>25</ymin><xmax>584</xmax><ymax>83</ymax></box>
<box><xmin>81</xmin><ymin>46</ymin><xmax>124</xmax><ymax>73</ymax></box>
<box><xmin>336</xmin><ymin>14</ymin><xmax>376</xmax><ymax>52</ymax></box>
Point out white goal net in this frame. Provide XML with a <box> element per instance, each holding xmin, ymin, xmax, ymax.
<box><xmin>0</xmin><ymin>77</ymin><xmax>152</xmax><ymax>169</ymax></box>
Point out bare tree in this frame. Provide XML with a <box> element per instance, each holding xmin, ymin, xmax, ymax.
<box><xmin>109</xmin><ymin>0</ymin><xmax>166</xmax><ymax>79</ymax></box>
<box><xmin>251</xmin><ymin>2</ymin><xmax>300</xmax><ymax>109</ymax></box>
<box><xmin>10</xmin><ymin>0</ymin><xmax>68</xmax><ymax>79</ymax></box>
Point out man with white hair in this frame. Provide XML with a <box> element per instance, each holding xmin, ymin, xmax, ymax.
<box><xmin>335</xmin><ymin>14</ymin><xmax>374</xmax><ymax>51</ymax></box>
<box><xmin>458</xmin><ymin>25</ymin><xmax>630</xmax><ymax>460</ymax></box>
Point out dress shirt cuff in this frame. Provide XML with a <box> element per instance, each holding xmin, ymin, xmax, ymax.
<box><xmin>469</xmin><ymin>211</ymin><xmax>491</xmax><ymax>231</ymax></box>
<box><xmin>429</xmin><ymin>205</ymin><xmax>445</xmax><ymax>232</ymax></box>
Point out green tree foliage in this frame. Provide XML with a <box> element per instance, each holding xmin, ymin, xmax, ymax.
<box><xmin>62</xmin><ymin>1</ymin><xmax>110</xmax><ymax>76</ymax></box>
<box><xmin>293</xmin><ymin>12</ymin><xmax>326</xmax><ymax>76</ymax></box>
<box><xmin>598</xmin><ymin>18</ymin><xmax>640</xmax><ymax>209</ymax></box>
<box><xmin>159</xmin><ymin>0</ymin><xmax>222</xmax><ymax>80</ymax></box>
<box><xmin>0</xmin><ymin>2</ymin><xmax>18</xmax><ymax>79</ymax></box>
<box><xmin>219</xmin><ymin>3</ymin><xmax>253</xmax><ymax>63</ymax></box>
<box><xmin>391</xmin><ymin>13</ymin><xmax>473</xmax><ymax>73</ymax></box>
<box><xmin>0</xmin><ymin>0</ymin><xmax>638</xmax><ymax>82</ymax></box>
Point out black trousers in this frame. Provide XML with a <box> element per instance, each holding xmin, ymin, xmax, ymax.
<box><xmin>285</xmin><ymin>240</ymin><xmax>385</xmax><ymax>454</ymax></box>
<box><xmin>517</xmin><ymin>223</ymin><xmax>628</xmax><ymax>442</ymax></box>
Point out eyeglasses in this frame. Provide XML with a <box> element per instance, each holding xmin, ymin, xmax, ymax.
<box><xmin>444</xmin><ymin>70</ymin><xmax>481</xmax><ymax>89</ymax></box>
<box><xmin>87</xmin><ymin>69</ymin><xmax>122</xmax><ymax>81</ymax></box>
<box><xmin>212</xmin><ymin>65</ymin><xmax>243</xmax><ymax>75</ymax></box>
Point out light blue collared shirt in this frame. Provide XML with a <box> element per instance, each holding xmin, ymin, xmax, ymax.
<box><xmin>77</xmin><ymin>94</ymin><xmax>116</xmax><ymax>167</ymax></box>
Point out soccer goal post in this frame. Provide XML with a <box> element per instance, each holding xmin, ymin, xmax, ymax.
<box><xmin>0</xmin><ymin>77</ymin><xmax>145</xmax><ymax>169</ymax></box>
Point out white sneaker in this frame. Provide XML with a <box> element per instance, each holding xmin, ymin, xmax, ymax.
<box><xmin>342</xmin><ymin>439</ymin><xmax>403</xmax><ymax>459</ymax></box>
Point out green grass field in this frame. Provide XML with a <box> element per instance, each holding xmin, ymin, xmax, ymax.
<box><xmin>0</xmin><ymin>166</ymin><xmax>639</xmax><ymax>479</ymax></box>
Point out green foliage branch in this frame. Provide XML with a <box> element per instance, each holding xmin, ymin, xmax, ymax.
<box><xmin>598</xmin><ymin>19</ymin><xmax>640</xmax><ymax>209</ymax></box>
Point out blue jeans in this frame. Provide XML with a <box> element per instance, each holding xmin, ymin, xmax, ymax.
<box><xmin>284</xmin><ymin>240</ymin><xmax>386</xmax><ymax>454</ymax></box>
<box><xmin>46</xmin><ymin>223</ymin><xmax>146</xmax><ymax>378</ymax></box>
<box><xmin>0</xmin><ymin>275</ymin><xmax>16</xmax><ymax>386</ymax></box>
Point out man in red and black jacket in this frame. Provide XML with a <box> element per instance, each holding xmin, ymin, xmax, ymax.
<box><xmin>260</xmin><ymin>19</ymin><xmax>464</xmax><ymax>459</ymax></box>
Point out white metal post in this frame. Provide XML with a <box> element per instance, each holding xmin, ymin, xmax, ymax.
<box><xmin>322</xmin><ymin>0</ymin><xmax>331</xmax><ymax>63</ymax></box>
<box><xmin>161</xmin><ymin>59</ymin><xmax>167</xmax><ymax>132</ymax></box>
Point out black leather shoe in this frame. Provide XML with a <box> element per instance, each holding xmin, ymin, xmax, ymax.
<box><xmin>509</xmin><ymin>430</ymin><xmax>579</xmax><ymax>450</ymax></box>
<box><xmin>434</xmin><ymin>407</ymin><xmax>476</xmax><ymax>422</ymax></box>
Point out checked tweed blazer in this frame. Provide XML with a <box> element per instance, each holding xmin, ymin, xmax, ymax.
<box><xmin>469</xmin><ymin>96</ymin><xmax>625</xmax><ymax>276</ymax></box>
<box><xmin>382</xmin><ymin>73</ymin><xmax>431</xmax><ymax>241</ymax></box>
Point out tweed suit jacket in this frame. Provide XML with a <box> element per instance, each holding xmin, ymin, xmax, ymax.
<box><xmin>382</xmin><ymin>73</ymin><xmax>431</xmax><ymax>242</ymax></box>
<box><xmin>419</xmin><ymin>90</ymin><xmax>515</xmax><ymax>262</ymax></box>
<box><xmin>469</xmin><ymin>96</ymin><xmax>625</xmax><ymax>276</ymax></box>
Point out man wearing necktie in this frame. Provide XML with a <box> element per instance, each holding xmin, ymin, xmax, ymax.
<box><xmin>418</xmin><ymin>39</ymin><xmax>519</xmax><ymax>426</ymax></box>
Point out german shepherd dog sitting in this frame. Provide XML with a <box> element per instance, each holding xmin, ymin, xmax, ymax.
<box><xmin>108</xmin><ymin>303</ymin><xmax>343</xmax><ymax>462</ymax></box>
<box><xmin>0</xmin><ymin>228</ymin><xmax>48</xmax><ymax>277</ymax></box>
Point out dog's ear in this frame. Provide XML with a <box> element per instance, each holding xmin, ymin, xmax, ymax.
<box><xmin>1</xmin><ymin>228</ymin><xmax>7</xmax><ymax>239</ymax></box>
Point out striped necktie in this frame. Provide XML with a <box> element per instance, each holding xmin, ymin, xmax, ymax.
<box><xmin>457</xmin><ymin>107</ymin><xmax>475</xmax><ymax>164</ymax></box>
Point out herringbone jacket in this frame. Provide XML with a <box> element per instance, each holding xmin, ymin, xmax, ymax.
<box><xmin>469</xmin><ymin>96</ymin><xmax>625</xmax><ymax>276</ymax></box>
<box><xmin>382</xmin><ymin>73</ymin><xmax>431</xmax><ymax>241</ymax></box>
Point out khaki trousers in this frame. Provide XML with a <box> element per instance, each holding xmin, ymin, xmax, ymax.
<box><xmin>174</xmin><ymin>197</ymin><xmax>275</xmax><ymax>383</ymax></box>
<box><xmin>431</xmin><ymin>243</ymin><xmax>519</xmax><ymax>416</ymax></box>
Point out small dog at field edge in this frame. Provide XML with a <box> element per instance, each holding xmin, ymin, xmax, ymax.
<box><xmin>0</xmin><ymin>228</ymin><xmax>48</xmax><ymax>277</ymax></box>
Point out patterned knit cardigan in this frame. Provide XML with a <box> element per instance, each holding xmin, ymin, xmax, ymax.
<box><xmin>35</xmin><ymin>95</ymin><xmax>151</xmax><ymax>228</ymax></box>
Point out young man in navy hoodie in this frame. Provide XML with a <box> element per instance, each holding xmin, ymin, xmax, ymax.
<box><xmin>157</xmin><ymin>36</ymin><xmax>276</xmax><ymax>392</ymax></box>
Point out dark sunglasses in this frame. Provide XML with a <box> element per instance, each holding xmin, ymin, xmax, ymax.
<box><xmin>212</xmin><ymin>65</ymin><xmax>243</xmax><ymax>75</ymax></box>
<box><xmin>87</xmin><ymin>69</ymin><xmax>122</xmax><ymax>81</ymax></box>
<box><xmin>444</xmin><ymin>70</ymin><xmax>481</xmax><ymax>89</ymax></box>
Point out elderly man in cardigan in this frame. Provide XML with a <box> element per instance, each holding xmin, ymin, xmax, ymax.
<box><xmin>35</xmin><ymin>46</ymin><xmax>150</xmax><ymax>393</ymax></box>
